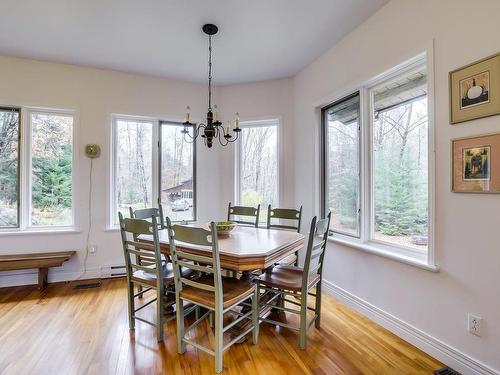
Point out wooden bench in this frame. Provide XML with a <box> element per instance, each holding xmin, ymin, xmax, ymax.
<box><xmin>0</xmin><ymin>251</ymin><xmax>76</xmax><ymax>290</ymax></box>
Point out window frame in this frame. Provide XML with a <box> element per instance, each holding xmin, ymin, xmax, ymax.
<box><xmin>320</xmin><ymin>92</ymin><xmax>362</xmax><ymax>238</ymax></box>
<box><xmin>159</xmin><ymin>120</ymin><xmax>197</xmax><ymax>223</ymax></box>
<box><xmin>109</xmin><ymin>115</ymin><xmax>197</xmax><ymax>229</ymax></box>
<box><xmin>0</xmin><ymin>106</ymin><xmax>21</xmax><ymax>229</ymax></box>
<box><xmin>320</xmin><ymin>51</ymin><xmax>436</xmax><ymax>270</ymax></box>
<box><xmin>0</xmin><ymin>106</ymin><xmax>77</xmax><ymax>233</ymax></box>
<box><xmin>234</xmin><ymin>117</ymin><xmax>281</xmax><ymax>210</ymax></box>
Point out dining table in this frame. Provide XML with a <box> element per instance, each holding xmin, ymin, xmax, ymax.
<box><xmin>153</xmin><ymin>224</ymin><xmax>305</xmax><ymax>273</ymax></box>
<box><xmin>139</xmin><ymin>223</ymin><xmax>305</xmax><ymax>342</ymax></box>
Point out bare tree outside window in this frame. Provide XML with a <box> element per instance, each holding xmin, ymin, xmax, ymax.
<box><xmin>0</xmin><ymin>109</ymin><xmax>20</xmax><ymax>228</ymax></box>
<box><xmin>238</xmin><ymin>121</ymin><xmax>278</xmax><ymax>220</ymax></box>
<box><xmin>114</xmin><ymin>119</ymin><xmax>153</xmax><ymax>225</ymax></box>
<box><xmin>324</xmin><ymin>93</ymin><xmax>360</xmax><ymax>237</ymax></box>
<box><xmin>160</xmin><ymin>122</ymin><xmax>195</xmax><ymax>222</ymax></box>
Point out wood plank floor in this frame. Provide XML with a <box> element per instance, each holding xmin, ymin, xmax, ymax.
<box><xmin>0</xmin><ymin>279</ymin><xmax>442</xmax><ymax>374</ymax></box>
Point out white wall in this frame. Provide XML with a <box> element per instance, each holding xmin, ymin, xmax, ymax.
<box><xmin>293</xmin><ymin>0</ymin><xmax>500</xmax><ymax>373</ymax></box>
<box><xmin>217</xmin><ymin>78</ymin><xmax>295</xmax><ymax>212</ymax></box>
<box><xmin>0</xmin><ymin>55</ymin><xmax>223</xmax><ymax>285</ymax></box>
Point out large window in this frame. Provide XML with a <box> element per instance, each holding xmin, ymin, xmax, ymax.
<box><xmin>30</xmin><ymin>111</ymin><xmax>74</xmax><ymax>227</ymax></box>
<box><xmin>323</xmin><ymin>93</ymin><xmax>360</xmax><ymax>237</ymax></box>
<box><xmin>160</xmin><ymin>121</ymin><xmax>195</xmax><ymax>222</ymax></box>
<box><xmin>236</xmin><ymin>119</ymin><xmax>279</xmax><ymax>217</ymax></box>
<box><xmin>111</xmin><ymin>116</ymin><xmax>195</xmax><ymax>226</ymax></box>
<box><xmin>0</xmin><ymin>108</ymin><xmax>20</xmax><ymax>228</ymax></box>
<box><xmin>322</xmin><ymin>54</ymin><xmax>432</xmax><ymax>263</ymax></box>
<box><xmin>0</xmin><ymin>107</ymin><xmax>74</xmax><ymax>231</ymax></box>
<box><xmin>112</xmin><ymin>118</ymin><xmax>153</xmax><ymax>225</ymax></box>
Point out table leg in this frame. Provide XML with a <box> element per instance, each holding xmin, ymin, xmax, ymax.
<box><xmin>38</xmin><ymin>268</ymin><xmax>48</xmax><ymax>291</ymax></box>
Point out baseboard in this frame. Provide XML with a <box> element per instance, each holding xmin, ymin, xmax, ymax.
<box><xmin>0</xmin><ymin>267</ymin><xmax>102</xmax><ymax>288</ymax></box>
<box><xmin>322</xmin><ymin>279</ymin><xmax>499</xmax><ymax>375</ymax></box>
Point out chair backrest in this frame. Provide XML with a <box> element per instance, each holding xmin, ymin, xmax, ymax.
<box><xmin>166</xmin><ymin>218</ymin><xmax>223</xmax><ymax>309</ymax></box>
<box><xmin>129</xmin><ymin>205</ymin><xmax>165</xmax><ymax>229</ymax></box>
<box><xmin>266</xmin><ymin>205</ymin><xmax>302</xmax><ymax>233</ymax></box>
<box><xmin>119</xmin><ymin>212</ymin><xmax>164</xmax><ymax>288</ymax></box>
<box><xmin>227</xmin><ymin>202</ymin><xmax>260</xmax><ymax>227</ymax></box>
<box><xmin>302</xmin><ymin>212</ymin><xmax>332</xmax><ymax>291</ymax></box>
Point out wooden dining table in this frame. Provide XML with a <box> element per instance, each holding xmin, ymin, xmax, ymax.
<box><xmin>152</xmin><ymin>224</ymin><xmax>305</xmax><ymax>273</ymax></box>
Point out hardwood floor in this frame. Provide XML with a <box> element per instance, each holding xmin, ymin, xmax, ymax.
<box><xmin>0</xmin><ymin>279</ymin><xmax>442</xmax><ymax>374</ymax></box>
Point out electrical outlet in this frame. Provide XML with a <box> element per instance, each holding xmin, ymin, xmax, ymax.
<box><xmin>468</xmin><ymin>313</ymin><xmax>482</xmax><ymax>336</ymax></box>
<box><xmin>89</xmin><ymin>245</ymin><xmax>97</xmax><ymax>255</ymax></box>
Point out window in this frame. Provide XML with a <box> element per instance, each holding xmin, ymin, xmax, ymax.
<box><xmin>110</xmin><ymin>116</ymin><xmax>196</xmax><ymax>227</ymax></box>
<box><xmin>323</xmin><ymin>93</ymin><xmax>360</xmax><ymax>237</ymax></box>
<box><xmin>322</xmin><ymin>54</ymin><xmax>432</xmax><ymax>264</ymax></box>
<box><xmin>0</xmin><ymin>108</ymin><xmax>20</xmax><ymax>228</ymax></box>
<box><xmin>236</xmin><ymin>119</ymin><xmax>279</xmax><ymax>218</ymax></box>
<box><xmin>30</xmin><ymin>111</ymin><xmax>74</xmax><ymax>227</ymax></box>
<box><xmin>0</xmin><ymin>107</ymin><xmax>74</xmax><ymax>231</ymax></box>
<box><xmin>372</xmin><ymin>72</ymin><xmax>428</xmax><ymax>251</ymax></box>
<box><xmin>112</xmin><ymin>118</ymin><xmax>153</xmax><ymax>226</ymax></box>
<box><xmin>160</xmin><ymin>121</ymin><xmax>195</xmax><ymax>222</ymax></box>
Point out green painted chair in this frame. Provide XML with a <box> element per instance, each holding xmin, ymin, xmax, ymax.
<box><xmin>129</xmin><ymin>205</ymin><xmax>165</xmax><ymax>229</ymax></box>
<box><xmin>118</xmin><ymin>213</ymin><xmax>195</xmax><ymax>342</ymax></box>
<box><xmin>266</xmin><ymin>205</ymin><xmax>303</xmax><ymax>266</ymax></box>
<box><xmin>166</xmin><ymin>218</ymin><xmax>259</xmax><ymax>373</ymax></box>
<box><xmin>256</xmin><ymin>212</ymin><xmax>331</xmax><ymax>349</ymax></box>
<box><xmin>227</xmin><ymin>202</ymin><xmax>260</xmax><ymax>227</ymax></box>
<box><xmin>129</xmin><ymin>205</ymin><xmax>168</xmax><ymax>298</ymax></box>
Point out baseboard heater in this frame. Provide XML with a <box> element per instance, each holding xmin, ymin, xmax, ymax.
<box><xmin>100</xmin><ymin>265</ymin><xmax>126</xmax><ymax>278</ymax></box>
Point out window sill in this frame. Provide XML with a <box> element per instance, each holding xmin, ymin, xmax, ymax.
<box><xmin>0</xmin><ymin>228</ymin><xmax>81</xmax><ymax>237</ymax></box>
<box><xmin>328</xmin><ymin>236</ymin><xmax>439</xmax><ymax>272</ymax></box>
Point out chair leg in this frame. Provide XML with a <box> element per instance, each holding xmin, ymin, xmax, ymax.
<box><xmin>214</xmin><ymin>309</ymin><xmax>224</xmax><ymax>373</ymax></box>
<box><xmin>127</xmin><ymin>281</ymin><xmax>135</xmax><ymax>330</ymax></box>
<box><xmin>252</xmin><ymin>287</ymin><xmax>259</xmax><ymax>345</ymax></box>
<box><xmin>299</xmin><ymin>292</ymin><xmax>307</xmax><ymax>349</ymax></box>
<box><xmin>315</xmin><ymin>284</ymin><xmax>322</xmax><ymax>329</ymax></box>
<box><xmin>176</xmin><ymin>295</ymin><xmax>186</xmax><ymax>354</ymax></box>
<box><xmin>209</xmin><ymin>311</ymin><xmax>214</xmax><ymax>328</ymax></box>
<box><xmin>138</xmin><ymin>284</ymin><xmax>143</xmax><ymax>299</ymax></box>
<box><xmin>157</xmin><ymin>286</ymin><xmax>164</xmax><ymax>342</ymax></box>
<box><xmin>195</xmin><ymin>306</ymin><xmax>200</xmax><ymax>320</ymax></box>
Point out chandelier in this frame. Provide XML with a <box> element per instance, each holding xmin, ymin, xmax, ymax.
<box><xmin>182</xmin><ymin>24</ymin><xmax>241</xmax><ymax>148</ymax></box>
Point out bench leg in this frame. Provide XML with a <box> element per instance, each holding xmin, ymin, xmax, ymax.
<box><xmin>38</xmin><ymin>268</ymin><xmax>48</xmax><ymax>290</ymax></box>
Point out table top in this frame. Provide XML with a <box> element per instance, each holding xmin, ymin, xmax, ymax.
<box><xmin>140</xmin><ymin>225</ymin><xmax>305</xmax><ymax>271</ymax></box>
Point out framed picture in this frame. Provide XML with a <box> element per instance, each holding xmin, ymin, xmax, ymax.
<box><xmin>452</xmin><ymin>132</ymin><xmax>500</xmax><ymax>193</ymax></box>
<box><xmin>449</xmin><ymin>53</ymin><xmax>500</xmax><ymax>124</ymax></box>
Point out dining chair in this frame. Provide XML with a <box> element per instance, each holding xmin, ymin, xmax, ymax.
<box><xmin>256</xmin><ymin>212</ymin><xmax>331</xmax><ymax>349</ymax></box>
<box><xmin>166</xmin><ymin>218</ymin><xmax>259</xmax><ymax>373</ymax></box>
<box><xmin>129</xmin><ymin>205</ymin><xmax>168</xmax><ymax>298</ymax></box>
<box><xmin>266</xmin><ymin>205</ymin><xmax>303</xmax><ymax>266</ymax></box>
<box><xmin>129</xmin><ymin>205</ymin><xmax>165</xmax><ymax>229</ymax></box>
<box><xmin>227</xmin><ymin>202</ymin><xmax>260</xmax><ymax>227</ymax></box>
<box><xmin>118</xmin><ymin>213</ymin><xmax>195</xmax><ymax>342</ymax></box>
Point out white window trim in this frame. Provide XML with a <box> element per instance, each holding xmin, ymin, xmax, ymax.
<box><xmin>0</xmin><ymin>106</ymin><xmax>78</xmax><ymax>234</ymax></box>
<box><xmin>319</xmin><ymin>45</ymin><xmax>437</xmax><ymax>271</ymax></box>
<box><xmin>107</xmin><ymin>114</ymin><xmax>197</xmax><ymax>230</ymax></box>
<box><xmin>108</xmin><ymin>114</ymin><xmax>157</xmax><ymax>229</ymax></box>
<box><xmin>234</xmin><ymin>117</ymin><xmax>282</xmax><ymax>209</ymax></box>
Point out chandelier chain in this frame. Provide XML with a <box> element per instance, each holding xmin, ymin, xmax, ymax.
<box><xmin>208</xmin><ymin>35</ymin><xmax>212</xmax><ymax>110</ymax></box>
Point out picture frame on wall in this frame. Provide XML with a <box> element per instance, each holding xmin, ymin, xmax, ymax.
<box><xmin>452</xmin><ymin>132</ymin><xmax>500</xmax><ymax>193</ymax></box>
<box><xmin>449</xmin><ymin>53</ymin><xmax>500</xmax><ymax>124</ymax></box>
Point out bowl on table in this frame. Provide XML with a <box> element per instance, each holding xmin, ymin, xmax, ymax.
<box><xmin>212</xmin><ymin>221</ymin><xmax>237</xmax><ymax>237</ymax></box>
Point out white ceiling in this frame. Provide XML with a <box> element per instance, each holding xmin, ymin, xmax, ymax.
<box><xmin>0</xmin><ymin>0</ymin><xmax>388</xmax><ymax>85</ymax></box>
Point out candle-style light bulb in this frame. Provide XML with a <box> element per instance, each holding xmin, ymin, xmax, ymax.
<box><xmin>213</xmin><ymin>104</ymin><xmax>219</xmax><ymax>122</ymax></box>
<box><xmin>235</xmin><ymin>112</ymin><xmax>240</xmax><ymax>128</ymax></box>
<box><xmin>185</xmin><ymin>106</ymin><xmax>191</xmax><ymax>123</ymax></box>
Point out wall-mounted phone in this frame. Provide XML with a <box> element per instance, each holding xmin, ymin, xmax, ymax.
<box><xmin>84</xmin><ymin>144</ymin><xmax>101</xmax><ymax>158</ymax></box>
